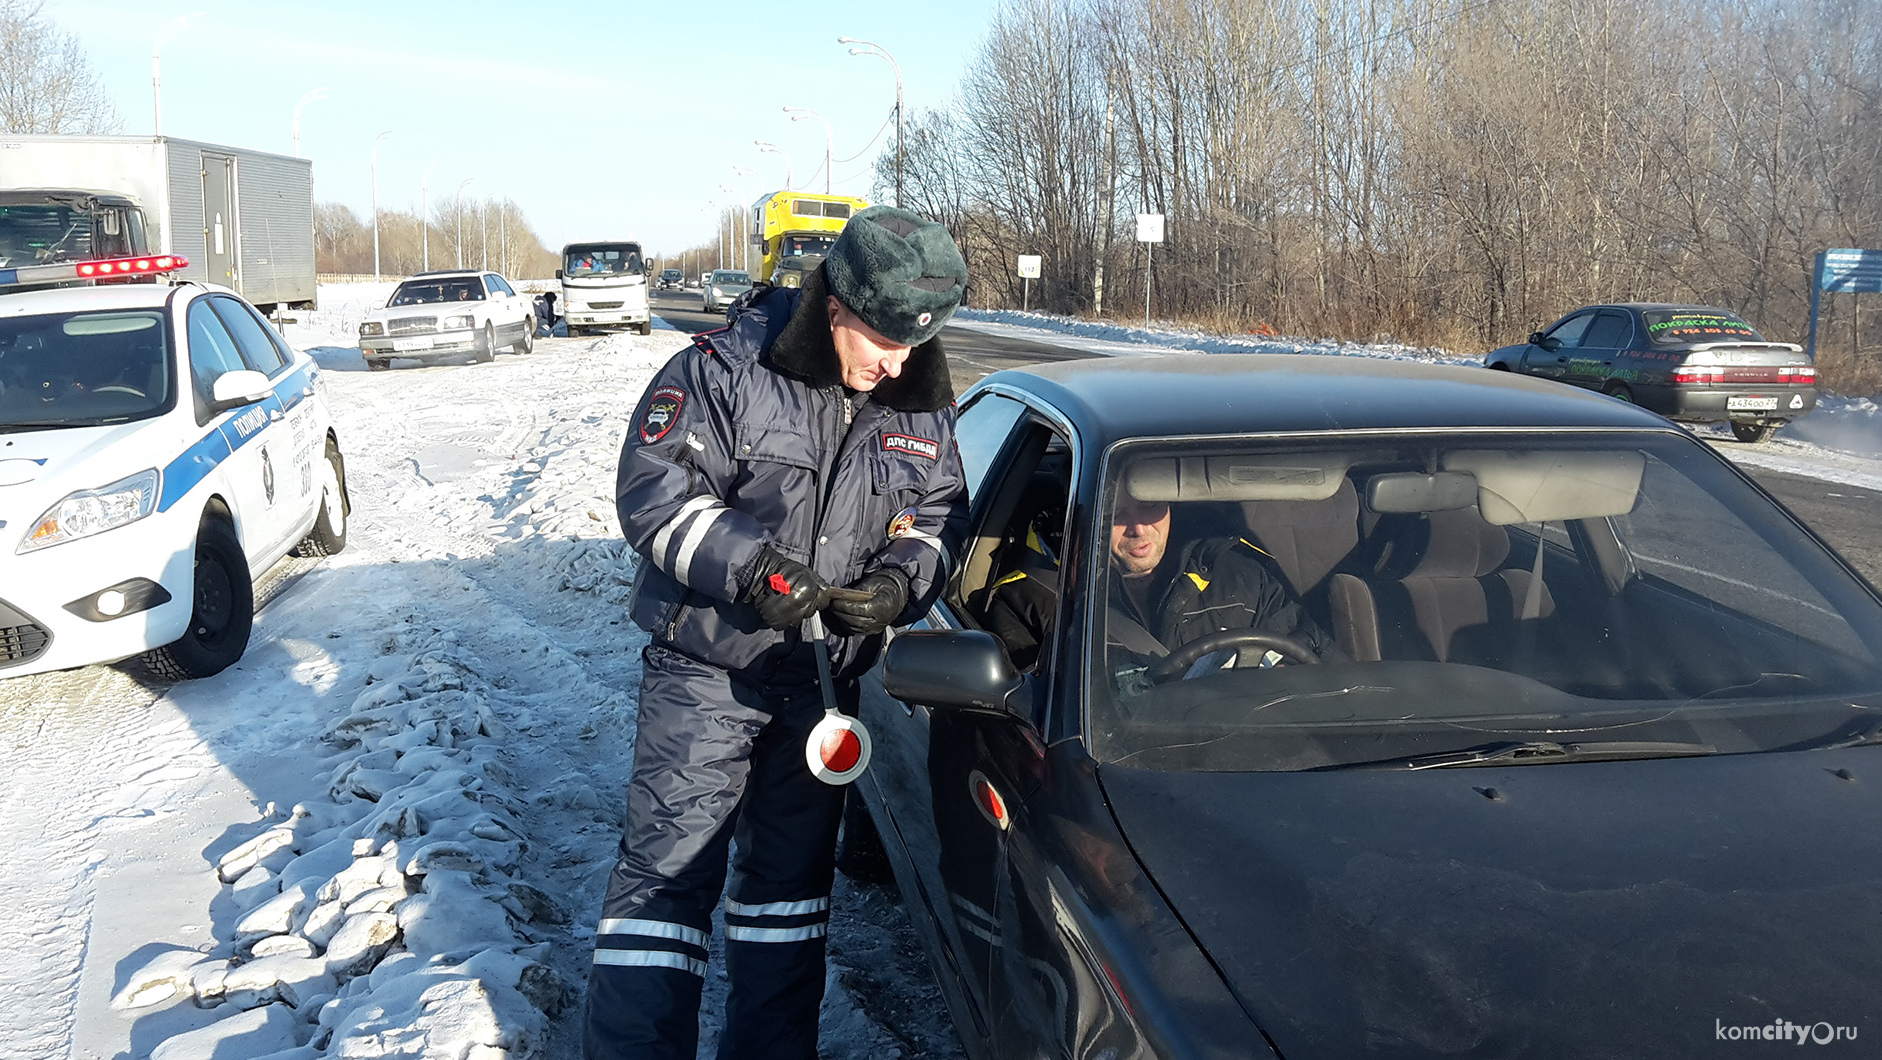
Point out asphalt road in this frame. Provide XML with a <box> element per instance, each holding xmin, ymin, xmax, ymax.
<box><xmin>649</xmin><ymin>289</ymin><xmax>1882</xmax><ymax>585</ymax></box>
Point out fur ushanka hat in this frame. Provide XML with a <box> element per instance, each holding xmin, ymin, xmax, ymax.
<box><xmin>822</xmin><ymin>205</ymin><xmax>968</xmax><ymax>347</ymax></box>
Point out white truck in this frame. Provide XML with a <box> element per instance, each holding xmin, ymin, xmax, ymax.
<box><xmin>0</xmin><ymin>135</ymin><xmax>315</xmax><ymax>312</ymax></box>
<box><xmin>558</xmin><ymin>241</ymin><xmax>652</xmax><ymax>336</ymax></box>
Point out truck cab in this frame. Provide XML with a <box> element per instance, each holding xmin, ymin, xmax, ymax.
<box><xmin>751</xmin><ymin>192</ymin><xmax>869</xmax><ymax>289</ymax></box>
<box><xmin>558</xmin><ymin>241</ymin><xmax>652</xmax><ymax>336</ymax></box>
<box><xmin>0</xmin><ymin>190</ymin><xmax>149</xmax><ymax>271</ymax></box>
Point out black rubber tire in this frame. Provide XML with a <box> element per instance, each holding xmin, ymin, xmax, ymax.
<box><xmin>567</xmin><ymin>325</ymin><xmax>584</xmax><ymax>338</ymax></box>
<box><xmin>1604</xmin><ymin>383</ymin><xmax>1635</xmax><ymax>404</ymax></box>
<box><xmin>1731</xmin><ymin>420</ymin><xmax>1779</xmax><ymax>443</ymax></box>
<box><xmin>638</xmin><ymin>319</ymin><xmax>653</xmax><ymax>336</ymax></box>
<box><xmin>366</xmin><ymin>358</ymin><xmax>389</xmax><ymax>372</ymax></box>
<box><xmin>834</xmin><ymin>789</ymin><xmax>896</xmax><ymax>887</ymax></box>
<box><xmin>294</xmin><ymin>442</ymin><xmax>349</xmax><ymax>557</ymax></box>
<box><xmin>516</xmin><ymin>320</ymin><xmax>535</xmax><ymax>354</ymax></box>
<box><xmin>475</xmin><ymin>323</ymin><xmax>496</xmax><ymax>363</ymax></box>
<box><xmin>143</xmin><ymin>515</ymin><xmax>253</xmax><ymax>680</ymax></box>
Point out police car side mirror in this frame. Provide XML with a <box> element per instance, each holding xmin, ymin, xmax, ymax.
<box><xmin>884</xmin><ymin>629</ymin><xmax>1033</xmax><ymax>721</ymax></box>
<box><xmin>209</xmin><ymin>369</ymin><xmax>271</xmax><ymax>410</ymax></box>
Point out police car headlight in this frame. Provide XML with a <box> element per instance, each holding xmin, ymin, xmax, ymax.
<box><xmin>19</xmin><ymin>469</ymin><xmax>161</xmax><ymax>554</ymax></box>
<box><xmin>442</xmin><ymin>314</ymin><xmax>475</xmax><ymax>329</ymax></box>
<box><xmin>359</xmin><ymin>321</ymin><xmax>384</xmax><ymax>336</ymax></box>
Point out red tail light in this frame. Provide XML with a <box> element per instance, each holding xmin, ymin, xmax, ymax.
<box><xmin>1778</xmin><ymin>365</ymin><xmax>1817</xmax><ymax>384</ymax></box>
<box><xmin>1671</xmin><ymin>366</ymin><xmax>1723</xmax><ymax>384</ymax></box>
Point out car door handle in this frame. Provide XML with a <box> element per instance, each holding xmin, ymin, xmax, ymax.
<box><xmin>1556</xmin><ymin>356</ymin><xmax>1568</xmax><ymax>363</ymax></box>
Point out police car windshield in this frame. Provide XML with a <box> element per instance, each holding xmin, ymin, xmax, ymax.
<box><xmin>389</xmin><ymin>278</ymin><xmax>484</xmax><ymax>305</ymax></box>
<box><xmin>0</xmin><ymin>310</ymin><xmax>172</xmax><ymax>430</ymax></box>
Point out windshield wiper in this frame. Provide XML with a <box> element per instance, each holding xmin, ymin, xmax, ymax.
<box><xmin>0</xmin><ymin>419</ymin><xmax>76</xmax><ymax>432</ymax></box>
<box><xmin>1789</xmin><ymin>716</ymin><xmax>1882</xmax><ymax>753</ymax></box>
<box><xmin>1334</xmin><ymin>739</ymin><xmax>1718</xmax><ymax>771</ymax></box>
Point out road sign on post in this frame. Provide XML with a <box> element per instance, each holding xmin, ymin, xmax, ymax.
<box><xmin>1017</xmin><ymin>254</ymin><xmax>1041</xmax><ymax>312</ymax></box>
<box><xmin>1136</xmin><ymin>214</ymin><xmax>1164</xmax><ymax>328</ymax></box>
<box><xmin>1807</xmin><ymin>249</ymin><xmax>1882</xmax><ymax>362</ymax></box>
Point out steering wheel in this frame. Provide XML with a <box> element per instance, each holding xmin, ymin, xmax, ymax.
<box><xmin>1147</xmin><ymin>629</ymin><xmax>1321</xmax><ymax>683</ymax></box>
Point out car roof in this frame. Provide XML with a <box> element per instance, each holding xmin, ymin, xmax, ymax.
<box><xmin>980</xmin><ymin>354</ymin><xmax>1673</xmax><ymax>448</ymax></box>
<box><xmin>0</xmin><ymin>280</ymin><xmax>193</xmax><ymax>317</ymax></box>
<box><xmin>408</xmin><ymin>270</ymin><xmax>487</xmax><ymax>279</ymax></box>
<box><xmin>1565</xmin><ymin>302</ymin><xmax>1746</xmax><ymax>315</ymax></box>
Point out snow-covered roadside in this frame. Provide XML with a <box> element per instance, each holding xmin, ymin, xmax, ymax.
<box><xmin>950</xmin><ymin>307</ymin><xmax>1882</xmax><ymax>477</ymax></box>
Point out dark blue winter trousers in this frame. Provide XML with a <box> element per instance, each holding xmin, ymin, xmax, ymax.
<box><xmin>583</xmin><ymin>644</ymin><xmax>849</xmax><ymax>1060</ymax></box>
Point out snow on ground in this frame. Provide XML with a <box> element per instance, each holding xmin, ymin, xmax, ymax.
<box><xmin>2</xmin><ymin>283</ymin><xmax>959</xmax><ymax>1060</ymax></box>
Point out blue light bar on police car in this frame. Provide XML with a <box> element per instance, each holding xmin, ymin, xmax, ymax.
<box><xmin>0</xmin><ymin>254</ymin><xmax>190</xmax><ymax>288</ymax></box>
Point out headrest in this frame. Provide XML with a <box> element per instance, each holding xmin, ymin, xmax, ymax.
<box><xmin>1443</xmin><ymin>450</ymin><xmax>1644</xmax><ymax>526</ymax></box>
<box><xmin>1126</xmin><ymin>453</ymin><xmax>1354</xmax><ymax>502</ymax></box>
<box><xmin>1401</xmin><ymin>507</ymin><xmax>1511</xmax><ymax>579</ymax></box>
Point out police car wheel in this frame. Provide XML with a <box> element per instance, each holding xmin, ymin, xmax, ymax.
<box><xmin>475</xmin><ymin>323</ymin><xmax>496</xmax><ymax>363</ymax></box>
<box><xmin>834</xmin><ymin>790</ymin><xmax>895</xmax><ymax>887</ymax></box>
<box><xmin>142</xmin><ymin>515</ymin><xmax>254</xmax><ymax>681</ymax></box>
<box><xmin>295</xmin><ymin>443</ymin><xmax>349</xmax><ymax>557</ymax></box>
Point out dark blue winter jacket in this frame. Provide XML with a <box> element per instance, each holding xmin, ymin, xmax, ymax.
<box><xmin>617</xmin><ymin>266</ymin><xmax>968</xmax><ymax>684</ymax></box>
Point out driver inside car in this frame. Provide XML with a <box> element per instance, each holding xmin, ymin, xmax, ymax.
<box><xmin>1108</xmin><ymin>492</ymin><xmax>1341</xmax><ymax>685</ymax></box>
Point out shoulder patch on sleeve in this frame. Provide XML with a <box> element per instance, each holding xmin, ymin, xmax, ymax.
<box><xmin>640</xmin><ymin>385</ymin><xmax>686</xmax><ymax>444</ymax></box>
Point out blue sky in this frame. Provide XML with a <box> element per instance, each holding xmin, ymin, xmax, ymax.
<box><xmin>40</xmin><ymin>0</ymin><xmax>1001</xmax><ymax>252</ymax></box>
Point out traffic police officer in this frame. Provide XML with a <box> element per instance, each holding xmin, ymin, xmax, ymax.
<box><xmin>586</xmin><ymin>206</ymin><xmax>970</xmax><ymax>1059</ymax></box>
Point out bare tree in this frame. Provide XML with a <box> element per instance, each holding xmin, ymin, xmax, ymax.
<box><xmin>0</xmin><ymin>0</ymin><xmax>119</xmax><ymax>134</ymax></box>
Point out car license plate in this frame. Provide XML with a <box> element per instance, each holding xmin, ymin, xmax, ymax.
<box><xmin>392</xmin><ymin>337</ymin><xmax>434</xmax><ymax>352</ymax></box>
<box><xmin>1727</xmin><ymin>396</ymin><xmax>1778</xmax><ymax>411</ymax></box>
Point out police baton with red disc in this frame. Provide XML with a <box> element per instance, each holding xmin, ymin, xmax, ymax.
<box><xmin>803</xmin><ymin>608</ymin><xmax>872</xmax><ymax>785</ymax></box>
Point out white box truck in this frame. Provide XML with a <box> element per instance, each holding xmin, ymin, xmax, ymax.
<box><xmin>0</xmin><ymin>135</ymin><xmax>315</xmax><ymax>311</ymax></box>
<box><xmin>558</xmin><ymin>240</ymin><xmax>652</xmax><ymax>336</ymax></box>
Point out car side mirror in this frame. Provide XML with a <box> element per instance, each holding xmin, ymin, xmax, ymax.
<box><xmin>555</xmin><ymin>269</ymin><xmax>564</xmax><ymax>280</ymax></box>
<box><xmin>209</xmin><ymin>369</ymin><xmax>271</xmax><ymax>409</ymax></box>
<box><xmin>884</xmin><ymin>629</ymin><xmax>1032</xmax><ymax>720</ymax></box>
<box><xmin>1528</xmin><ymin>331</ymin><xmax>1546</xmax><ymax>345</ymax></box>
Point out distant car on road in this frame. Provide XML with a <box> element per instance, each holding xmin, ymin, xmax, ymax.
<box><xmin>1485</xmin><ymin>303</ymin><xmax>1817</xmax><ymax>442</ymax></box>
<box><xmin>701</xmin><ymin>269</ymin><xmax>752</xmax><ymax>315</ymax></box>
<box><xmin>1</xmin><ymin>253</ymin><xmax>350</xmax><ymax>680</ymax></box>
<box><xmin>356</xmin><ymin>270</ymin><xmax>536</xmax><ymax>370</ymax></box>
<box><xmin>658</xmin><ymin>268</ymin><xmax>681</xmax><ymax>290</ymax></box>
<box><xmin>853</xmin><ymin>354</ymin><xmax>1882</xmax><ymax>1058</ymax></box>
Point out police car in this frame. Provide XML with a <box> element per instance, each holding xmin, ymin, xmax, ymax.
<box><xmin>0</xmin><ymin>254</ymin><xmax>350</xmax><ymax>680</ymax></box>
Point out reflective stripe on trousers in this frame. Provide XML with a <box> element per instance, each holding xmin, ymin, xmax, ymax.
<box><xmin>583</xmin><ymin>644</ymin><xmax>849</xmax><ymax>1060</ymax></box>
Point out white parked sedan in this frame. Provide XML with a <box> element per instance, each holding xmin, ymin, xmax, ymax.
<box><xmin>0</xmin><ymin>253</ymin><xmax>350</xmax><ymax>680</ymax></box>
<box><xmin>356</xmin><ymin>270</ymin><xmax>536</xmax><ymax>370</ymax></box>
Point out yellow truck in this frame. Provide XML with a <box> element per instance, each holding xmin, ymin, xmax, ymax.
<box><xmin>750</xmin><ymin>191</ymin><xmax>869</xmax><ymax>289</ymax></box>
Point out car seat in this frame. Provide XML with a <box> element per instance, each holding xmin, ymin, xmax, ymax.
<box><xmin>1328</xmin><ymin>505</ymin><xmax>1554</xmax><ymax>663</ymax></box>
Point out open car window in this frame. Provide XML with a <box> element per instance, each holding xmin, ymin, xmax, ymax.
<box><xmin>1089</xmin><ymin>431</ymin><xmax>1882</xmax><ymax>772</ymax></box>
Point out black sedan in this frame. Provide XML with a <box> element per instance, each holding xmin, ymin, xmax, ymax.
<box><xmin>1483</xmin><ymin>303</ymin><xmax>1817</xmax><ymax>442</ymax></box>
<box><xmin>849</xmin><ymin>354</ymin><xmax>1882</xmax><ymax>1058</ymax></box>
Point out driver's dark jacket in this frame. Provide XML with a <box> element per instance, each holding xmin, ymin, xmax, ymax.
<box><xmin>617</xmin><ymin>269</ymin><xmax>968</xmax><ymax>684</ymax></box>
<box><xmin>1111</xmin><ymin>535</ymin><xmax>1339</xmax><ymax>661</ymax></box>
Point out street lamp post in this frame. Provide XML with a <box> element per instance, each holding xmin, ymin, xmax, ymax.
<box><xmin>731</xmin><ymin>165</ymin><xmax>762</xmax><ymax>272</ymax></box>
<box><xmin>481</xmin><ymin>199</ymin><xmax>489</xmax><ymax>270</ymax></box>
<box><xmin>455</xmin><ymin>179</ymin><xmax>474</xmax><ymax>268</ymax></box>
<box><xmin>292</xmin><ymin>86</ymin><xmax>329</xmax><ymax>158</ymax></box>
<box><xmin>839</xmin><ymin>37</ymin><xmax>904</xmax><ymax>207</ymax></box>
<box><xmin>421</xmin><ymin>166</ymin><xmax>433</xmax><ymax>272</ymax></box>
<box><xmin>754</xmin><ymin>141</ymin><xmax>793</xmax><ymax>192</ymax></box>
<box><xmin>718</xmin><ymin>184</ymin><xmax>747</xmax><ymax>273</ymax></box>
<box><xmin>151</xmin><ymin>12</ymin><xmax>204</xmax><ymax>137</ymax></box>
<box><xmin>783</xmin><ymin>107</ymin><xmax>833</xmax><ymax>195</ymax></box>
<box><xmin>371</xmin><ymin>130</ymin><xmax>392</xmax><ymax>282</ymax></box>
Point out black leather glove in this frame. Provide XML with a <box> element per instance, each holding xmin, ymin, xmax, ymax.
<box><xmin>744</xmin><ymin>547</ymin><xmax>831</xmax><ymax>631</ymax></box>
<box><xmin>824</xmin><ymin>569</ymin><xmax>909</xmax><ymax>637</ymax></box>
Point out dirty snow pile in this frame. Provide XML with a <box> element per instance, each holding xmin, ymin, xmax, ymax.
<box><xmin>112</xmin><ymin>633</ymin><xmax>572</xmax><ymax>1060</ymax></box>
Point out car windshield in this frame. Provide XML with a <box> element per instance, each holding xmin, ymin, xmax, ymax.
<box><xmin>1089</xmin><ymin>431</ymin><xmax>1882</xmax><ymax>772</ymax></box>
<box><xmin>564</xmin><ymin>244</ymin><xmax>644</xmax><ymax>277</ymax></box>
<box><xmin>781</xmin><ymin>235</ymin><xmax>834</xmax><ymax>259</ymax></box>
<box><xmin>1643</xmin><ymin>309</ymin><xmax>1766</xmax><ymax>346</ymax></box>
<box><xmin>661</xmin><ymin>269</ymin><xmax>680</xmax><ymax>279</ymax></box>
<box><xmin>389</xmin><ymin>278</ymin><xmax>484</xmax><ymax>305</ymax></box>
<box><xmin>712</xmin><ymin>272</ymin><xmax>750</xmax><ymax>285</ymax></box>
<box><xmin>0</xmin><ymin>310</ymin><xmax>172</xmax><ymax>430</ymax></box>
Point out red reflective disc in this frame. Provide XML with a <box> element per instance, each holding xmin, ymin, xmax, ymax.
<box><xmin>821</xmin><ymin>728</ymin><xmax>862</xmax><ymax>773</ymax></box>
<box><xmin>974</xmin><ymin>775</ymin><xmax>1008</xmax><ymax>826</ymax></box>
